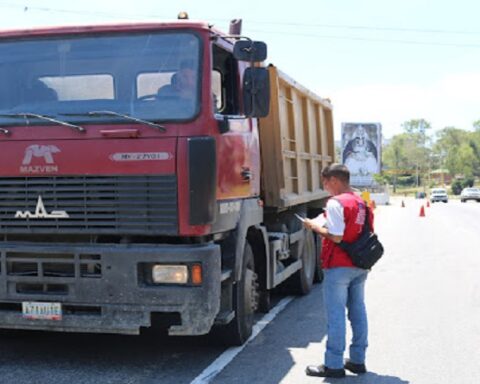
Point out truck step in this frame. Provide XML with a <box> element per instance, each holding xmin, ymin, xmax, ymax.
<box><xmin>214</xmin><ymin>310</ymin><xmax>235</xmax><ymax>325</ymax></box>
<box><xmin>221</xmin><ymin>269</ymin><xmax>232</xmax><ymax>282</ymax></box>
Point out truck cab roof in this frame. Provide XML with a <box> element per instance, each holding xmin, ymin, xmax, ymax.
<box><xmin>0</xmin><ymin>20</ymin><xmax>217</xmax><ymax>39</ymax></box>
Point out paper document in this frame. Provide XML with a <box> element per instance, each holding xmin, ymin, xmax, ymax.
<box><xmin>295</xmin><ymin>213</ymin><xmax>327</xmax><ymax>228</ymax></box>
<box><xmin>310</xmin><ymin>215</ymin><xmax>327</xmax><ymax>228</ymax></box>
<box><xmin>294</xmin><ymin>213</ymin><xmax>306</xmax><ymax>222</ymax></box>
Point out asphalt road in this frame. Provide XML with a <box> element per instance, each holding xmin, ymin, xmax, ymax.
<box><xmin>1</xmin><ymin>197</ymin><xmax>479</xmax><ymax>384</ymax></box>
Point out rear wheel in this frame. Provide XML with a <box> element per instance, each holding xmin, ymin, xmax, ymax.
<box><xmin>220</xmin><ymin>242</ymin><xmax>258</xmax><ymax>346</ymax></box>
<box><xmin>313</xmin><ymin>233</ymin><xmax>324</xmax><ymax>284</ymax></box>
<box><xmin>285</xmin><ymin>229</ymin><xmax>316</xmax><ymax>295</ymax></box>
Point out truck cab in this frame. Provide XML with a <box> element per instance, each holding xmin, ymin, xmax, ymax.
<box><xmin>0</xmin><ymin>19</ymin><xmax>332</xmax><ymax>345</ymax></box>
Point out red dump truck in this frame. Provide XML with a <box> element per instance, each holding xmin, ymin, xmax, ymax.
<box><xmin>0</xmin><ymin>17</ymin><xmax>334</xmax><ymax>345</ymax></box>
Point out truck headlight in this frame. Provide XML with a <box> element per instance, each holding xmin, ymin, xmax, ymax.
<box><xmin>152</xmin><ymin>265</ymin><xmax>188</xmax><ymax>284</ymax></box>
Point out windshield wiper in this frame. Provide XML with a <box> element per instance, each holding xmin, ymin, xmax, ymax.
<box><xmin>62</xmin><ymin>110</ymin><xmax>166</xmax><ymax>132</ymax></box>
<box><xmin>0</xmin><ymin>113</ymin><xmax>85</xmax><ymax>133</ymax></box>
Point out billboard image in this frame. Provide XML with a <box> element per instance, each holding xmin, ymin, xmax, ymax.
<box><xmin>341</xmin><ymin>122</ymin><xmax>381</xmax><ymax>187</ymax></box>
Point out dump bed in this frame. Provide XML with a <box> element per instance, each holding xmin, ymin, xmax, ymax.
<box><xmin>259</xmin><ymin>65</ymin><xmax>334</xmax><ymax>209</ymax></box>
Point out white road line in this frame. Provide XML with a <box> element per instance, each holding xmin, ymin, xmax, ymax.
<box><xmin>190</xmin><ymin>296</ymin><xmax>295</xmax><ymax>384</ymax></box>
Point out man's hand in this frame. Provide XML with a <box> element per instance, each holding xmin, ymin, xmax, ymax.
<box><xmin>303</xmin><ymin>218</ymin><xmax>343</xmax><ymax>243</ymax></box>
<box><xmin>303</xmin><ymin>218</ymin><xmax>320</xmax><ymax>232</ymax></box>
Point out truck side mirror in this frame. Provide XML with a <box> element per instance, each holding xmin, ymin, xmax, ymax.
<box><xmin>243</xmin><ymin>67</ymin><xmax>270</xmax><ymax>118</ymax></box>
<box><xmin>233</xmin><ymin>41</ymin><xmax>267</xmax><ymax>62</ymax></box>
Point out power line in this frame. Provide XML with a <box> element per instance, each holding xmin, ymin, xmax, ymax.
<box><xmin>2</xmin><ymin>2</ymin><xmax>480</xmax><ymax>36</ymax></box>
<box><xmin>246</xmin><ymin>28</ymin><xmax>480</xmax><ymax>48</ymax></box>
<box><xmin>210</xmin><ymin>18</ymin><xmax>480</xmax><ymax>36</ymax></box>
<box><xmin>0</xmin><ymin>2</ymin><xmax>140</xmax><ymax>20</ymax></box>
<box><xmin>1</xmin><ymin>2</ymin><xmax>480</xmax><ymax>48</ymax></box>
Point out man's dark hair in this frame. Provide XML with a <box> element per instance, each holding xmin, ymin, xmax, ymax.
<box><xmin>321</xmin><ymin>163</ymin><xmax>350</xmax><ymax>184</ymax></box>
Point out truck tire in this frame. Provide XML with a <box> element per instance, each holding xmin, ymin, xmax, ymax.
<box><xmin>285</xmin><ymin>229</ymin><xmax>316</xmax><ymax>295</ymax></box>
<box><xmin>221</xmin><ymin>242</ymin><xmax>258</xmax><ymax>346</ymax></box>
<box><xmin>257</xmin><ymin>289</ymin><xmax>271</xmax><ymax>313</ymax></box>
<box><xmin>313</xmin><ymin>233</ymin><xmax>324</xmax><ymax>284</ymax></box>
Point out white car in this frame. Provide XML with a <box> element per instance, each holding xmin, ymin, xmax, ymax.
<box><xmin>460</xmin><ymin>187</ymin><xmax>480</xmax><ymax>203</ymax></box>
<box><xmin>430</xmin><ymin>188</ymin><xmax>448</xmax><ymax>203</ymax></box>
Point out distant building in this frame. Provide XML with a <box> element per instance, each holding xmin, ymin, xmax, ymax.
<box><xmin>341</xmin><ymin>122</ymin><xmax>382</xmax><ymax>187</ymax></box>
<box><xmin>430</xmin><ymin>169</ymin><xmax>452</xmax><ymax>185</ymax></box>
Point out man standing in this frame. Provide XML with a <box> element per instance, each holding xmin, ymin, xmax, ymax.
<box><xmin>304</xmin><ymin>164</ymin><xmax>371</xmax><ymax>378</ymax></box>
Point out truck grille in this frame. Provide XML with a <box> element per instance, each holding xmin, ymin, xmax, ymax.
<box><xmin>0</xmin><ymin>175</ymin><xmax>178</xmax><ymax>235</ymax></box>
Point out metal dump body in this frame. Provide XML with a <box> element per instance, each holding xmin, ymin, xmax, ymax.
<box><xmin>259</xmin><ymin>66</ymin><xmax>334</xmax><ymax>208</ymax></box>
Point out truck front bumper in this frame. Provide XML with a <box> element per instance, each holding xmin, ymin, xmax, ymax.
<box><xmin>0</xmin><ymin>242</ymin><xmax>221</xmax><ymax>335</ymax></box>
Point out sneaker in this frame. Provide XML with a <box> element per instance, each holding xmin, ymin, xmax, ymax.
<box><xmin>305</xmin><ymin>365</ymin><xmax>346</xmax><ymax>378</ymax></box>
<box><xmin>344</xmin><ymin>359</ymin><xmax>367</xmax><ymax>374</ymax></box>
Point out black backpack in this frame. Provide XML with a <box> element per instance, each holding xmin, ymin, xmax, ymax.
<box><xmin>338</xmin><ymin>206</ymin><xmax>384</xmax><ymax>270</ymax></box>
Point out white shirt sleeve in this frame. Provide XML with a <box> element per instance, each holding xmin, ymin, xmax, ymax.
<box><xmin>325</xmin><ymin>199</ymin><xmax>345</xmax><ymax>236</ymax></box>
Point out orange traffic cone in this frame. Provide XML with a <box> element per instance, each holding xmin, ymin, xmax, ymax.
<box><xmin>401</xmin><ymin>200</ymin><xmax>405</xmax><ymax>208</ymax></box>
<box><xmin>426</xmin><ymin>201</ymin><xmax>430</xmax><ymax>208</ymax></box>
<box><xmin>419</xmin><ymin>205</ymin><xmax>425</xmax><ymax>217</ymax></box>
<box><xmin>371</xmin><ymin>200</ymin><xmax>377</xmax><ymax>209</ymax></box>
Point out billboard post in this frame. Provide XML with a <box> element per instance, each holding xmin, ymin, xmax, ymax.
<box><xmin>341</xmin><ymin>122</ymin><xmax>382</xmax><ymax>187</ymax></box>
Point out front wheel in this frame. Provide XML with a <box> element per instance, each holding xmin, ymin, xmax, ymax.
<box><xmin>220</xmin><ymin>243</ymin><xmax>258</xmax><ymax>346</ymax></box>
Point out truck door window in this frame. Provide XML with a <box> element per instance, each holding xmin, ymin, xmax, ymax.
<box><xmin>211</xmin><ymin>70</ymin><xmax>222</xmax><ymax>112</ymax></box>
<box><xmin>212</xmin><ymin>45</ymin><xmax>239</xmax><ymax>115</ymax></box>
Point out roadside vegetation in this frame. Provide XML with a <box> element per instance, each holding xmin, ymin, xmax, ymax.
<box><xmin>377</xmin><ymin>119</ymin><xmax>480</xmax><ymax>195</ymax></box>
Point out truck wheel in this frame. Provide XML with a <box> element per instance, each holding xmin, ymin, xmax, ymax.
<box><xmin>285</xmin><ymin>229</ymin><xmax>316</xmax><ymax>295</ymax></box>
<box><xmin>313</xmin><ymin>233</ymin><xmax>324</xmax><ymax>284</ymax></box>
<box><xmin>221</xmin><ymin>242</ymin><xmax>258</xmax><ymax>346</ymax></box>
<box><xmin>257</xmin><ymin>289</ymin><xmax>271</xmax><ymax>313</ymax></box>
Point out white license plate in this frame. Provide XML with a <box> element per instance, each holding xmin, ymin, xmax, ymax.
<box><xmin>22</xmin><ymin>302</ymin><xmax>62</xmax><ymax>321</ymax></box>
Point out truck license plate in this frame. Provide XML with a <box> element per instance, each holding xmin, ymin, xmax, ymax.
<box><xmin>22</xmin><ymin>302</ymin><xmax>62</xmax><ymax>321</ymax></box>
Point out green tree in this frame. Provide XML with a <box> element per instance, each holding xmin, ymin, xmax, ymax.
<box><xmin>467</xmin><ymin>139</ymin><xmax>480</xmax><ymax>177</ymax></box>
<box><xmin>448</xmin><ymin>143</ymin><xmax>475</xmax><ymax>177</ymax></box>
<box><xmin>433</xmin><ymin>127</ymin><xmax>472</xmax><ymax>177</ymax></box>
<box><xmin>401</xmin><ymin>119</ymin><xmax>432</xmax><ymax>187</ymax></box>
<box><xmin>473</xmin><ymin>120</ymin><xmax>480</xmax><ymax>131</ymax></box>
<box><xmin>402</xmin><ymin>118</ymin><xmax>431</xmax><ymax>144</ymax></box>
<box><xmin>382</xmin><ymin>134</ymin><xmax>410</xmax><ymax>192</ymax></box>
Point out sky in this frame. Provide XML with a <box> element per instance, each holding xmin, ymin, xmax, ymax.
<box><xmin>0</xmin><ymin>0</ymin><xmax>479</xmax><ymax>139</ymax></box>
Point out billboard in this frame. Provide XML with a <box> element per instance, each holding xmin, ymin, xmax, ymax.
<box><xmin>341</xmin><ymin>122</ymin><xmax>381</xmax><ymax>187</ymax></box>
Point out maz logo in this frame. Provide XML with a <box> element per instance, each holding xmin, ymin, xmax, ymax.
<box><xmin>15</xmin><ymin>196</ymin><xmax>70</xmax><ymax>219</ymax></box>
<box><xmin>22</xmin><ymin>145</ymin><xmax>60</xmax><ymax>165</ymax></box>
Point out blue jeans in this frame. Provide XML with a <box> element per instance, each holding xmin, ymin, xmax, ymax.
<box><xmin>323</xmin><ymin>267</ymin><xmax>369</xmax><ymax>369</ymax></box>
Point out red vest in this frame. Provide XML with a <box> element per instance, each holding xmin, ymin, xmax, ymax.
<box><xmin>321</xmin><ymin>192</ymin><xmax>373</xmax><ymax>269</ymax></box>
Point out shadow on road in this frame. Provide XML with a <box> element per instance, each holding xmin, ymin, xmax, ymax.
<box><xmin>212</xmin><ymin>283</ymin><xmax>328</xmax><ymax>383</ymax></box>
<box><xmin>212</xmin><ymin>283</ymin><xmax>410</xmax><ymax>384</ymax></box>
<box><xmin>0</xmin><ymin>283</ymin><xmax>411</xmax><ymax>384</ymax></box>
<box><xmin>324</xmin><ymin>372</ymin><xmax>409</xmax><ymax>383</ymax></box>
<box><xmin>0</xmin><ymin>326</ymin><xmax>223</xmax><ymax>384</ymax></box>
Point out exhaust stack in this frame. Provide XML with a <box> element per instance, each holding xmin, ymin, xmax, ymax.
<box><xmin>229</xmin><ymin>19</ymin><xmax>242</xmax><ymax>35</ymax></box>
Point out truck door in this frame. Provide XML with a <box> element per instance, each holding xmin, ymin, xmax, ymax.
<box><xmin>213</xmin><ymin>42</ymin><xmax>260</xmax><ymax>200</ymax></box>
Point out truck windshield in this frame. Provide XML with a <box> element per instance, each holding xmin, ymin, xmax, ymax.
<box><xmin>0</xmin><ymin>31</ymin><xmax>201</xmax><ymax>125</ymax></box>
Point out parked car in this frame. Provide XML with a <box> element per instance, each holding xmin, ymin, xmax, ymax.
<box><xmin>430</xmin><ymin>188</ymin><xmax>448</xmax><ymax>203</ymax></box>
<box><xmin>460</xmin><ymin>187</ymin><xmax>480</xmax><ymax>203</ymax></box>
